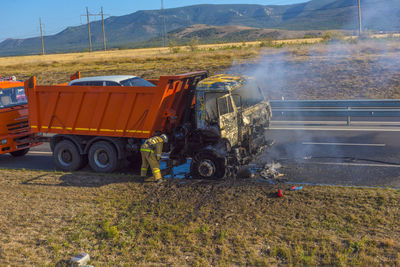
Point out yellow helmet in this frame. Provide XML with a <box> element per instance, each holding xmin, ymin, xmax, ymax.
<box><xmin>160</xmin><ymin>134</ymin><xmax>168</xmax><ymax>143</ymax></box>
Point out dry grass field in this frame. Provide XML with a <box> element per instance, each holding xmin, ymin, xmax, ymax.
<box><xmin>0</xmin><ymin>37</ymin><xmax>323</xmax><ymax>72</ymax></box>
<box><xmin>265</xmin><ymin>41</ymin><xmax>400</xmax><ymax>99</ymax></box>
<box><xmin>0</xmin><ymin>47</ymin><xmax>260</xmax><ymax>85</ymax></box>
<box><xmin>1</xmin><ymin>38</ymin><xmax>399</xmax><ymax>100</ymax></box>
<box><xmin>0</xmin><ymin>39</ymin><xmax>400</xmax><ymax>266</ymax></box>
<box><xmin>0</xmin><ymin>37</ymin><xmax>322</xmax><ymax>85</ymax></box>
<box><xmin>0</xmin><ymin>169</ymin><xmax>399</xmax><ymax>266</ymax></box>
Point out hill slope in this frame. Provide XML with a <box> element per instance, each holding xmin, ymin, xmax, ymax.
<box><xmin>152</xmin><ymin>24</ymin><xmax>326</xmax><ymax>44</ymax></box>
<box><xmin>0</xmin><ymin>0</ymin><xmax>398</xmax><ymax>56</ymax></box>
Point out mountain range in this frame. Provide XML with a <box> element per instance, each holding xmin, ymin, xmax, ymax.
<box><xmin>0</xmin><ymin>0</ymin><xmax>399</xmax><ymax>56</ymax></box>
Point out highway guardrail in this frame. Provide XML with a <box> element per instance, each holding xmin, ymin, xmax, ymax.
<box><xmin>270</xmin><ymin>99</ymin><xmax>400</xmax><ymax>126</ymax></box>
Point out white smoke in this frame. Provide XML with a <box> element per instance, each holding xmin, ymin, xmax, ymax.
<box><xmin>358</xmin><ymin>0</ymin><xmax>399</xmax><ymax>33</ymax></box>
<box><xmin>224</xmin><ymin>38</ymin><xmax>400</xmax><ymax>167</ymax></box>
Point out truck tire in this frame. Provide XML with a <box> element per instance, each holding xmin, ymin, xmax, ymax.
<box><xmin>88</xmin><ymin>141</ymin><xmax>118</xmax><ymax>173</ymax></box>
<box><xmin>190</xmin><ymin>151</ymin><xmax>226</xmax><ymax>179</ymax></box>
<box><xmin>54</xmin><ymin>140</ymin><xmax>83</xmax><ymax>171</ymax></box>
<box><xmin>10</xmin><ymin>148</ymin><xmax>30</xmax><ymax>157</ymax></box>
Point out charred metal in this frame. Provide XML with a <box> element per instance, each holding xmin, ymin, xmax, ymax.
<box><xmin>169</xmin><ymin>74</ymin><xmax>272</xmax><ymax>179</ymax></box>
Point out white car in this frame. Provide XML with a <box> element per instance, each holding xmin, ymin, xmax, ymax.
<box><xmin>68</xmin><ymin>75</ymin><xmax>155</xmax><ymax>87</ymax></box>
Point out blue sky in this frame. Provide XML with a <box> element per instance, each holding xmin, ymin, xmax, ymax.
<box><xmin>0</xmin><ymin>0</ymin><xmax>308</xmax><ymax>42</ymax></box>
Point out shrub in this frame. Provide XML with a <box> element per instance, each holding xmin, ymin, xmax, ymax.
<box><xmin>259</xmin><ymin>38</ymin><xmax>274</xmax><ymax>47</ymax></box>
<box><xmin>100</xmin><ymin>220</ymin><xmax>120</xmax><ymax>239</ymax></box>
<box><xmin>323</xmin><ymin>31</ymin><xmax>346</xmax><ymax>42</ymax></box>
<box><xmin>168</xmin><ymin>40</ymin><xmax>181</xmax><ymax>54</ymax></box>
<box><xmin>188</xmin><ymin>37</ymin><xmax>200</xmax><ymax>52</ymax></box>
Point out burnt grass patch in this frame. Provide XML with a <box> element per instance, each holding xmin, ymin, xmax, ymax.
<box><xmin>230</xmin><ymin>41</ymin><xmax>400</xmax><ymax>100</ymax></box>
<box><xmin>0</xmin><ymin>169</ymin><xmax>399</xmax><ymax>265</ymax></box>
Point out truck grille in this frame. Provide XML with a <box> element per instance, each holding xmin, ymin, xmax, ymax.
<box><xmin>7</xmin><ymin>120</ymin><xmax>29</xmax><ymax>134</ymax></box>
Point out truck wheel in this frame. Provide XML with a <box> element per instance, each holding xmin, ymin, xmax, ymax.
<box><xmin>54</xmin><ymin>140</ymin><xmax>83</xmax><ymax>171</ymax></box>
<box><xmin>190</xmin><ymin>151</ymin><xmax>226</xmax><ymax>179</ymax></box>
<box><xmin>10</xmin><ymin>148</ymin><xmax>29</xmax><ymax>157</ymax></box>
<box><xmin>88</xmin><ymin>141</ymin><xmax>118</xmax><ymax>173</ymax></box>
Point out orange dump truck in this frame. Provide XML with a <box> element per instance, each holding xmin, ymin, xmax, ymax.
<box><xmin>25</xmin><ymin>72</ymin><xmax>271</xmax><ymax>178</ymax></box>
<box><xmin>0</xmin><ymin>77</ymin><xmax>41</xmax><ymax>156</ymax></box>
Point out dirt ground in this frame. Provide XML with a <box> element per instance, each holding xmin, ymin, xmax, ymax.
<box><xmin>0</xmin><ymin>169</ymin><xmax>399</xmax><ymax>266</ymax></box>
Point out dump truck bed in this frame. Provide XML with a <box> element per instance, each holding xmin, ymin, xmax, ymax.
<box><xmin>25</xmin><ymin>71</ymin><xmax>207</xmax><ymax>139</ymax></box>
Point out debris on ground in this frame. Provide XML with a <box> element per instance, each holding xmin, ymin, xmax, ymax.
<box><xmin>290</xmin><ymin>186</ymin><xmax>303</xmax><ymax>191</ymax></box>
<box><xmin>69</xmin><ymin>253</ymin><xmax>90</xmax><ymax>267</ymax></box>
<box><xmin>55</xmin><ymin>253</ymin><xmax>91</xmax><ymax>267</ymax></box>
<box><xmin>260</xmin><ymin>162</ymin><xmax>285</xmax><ymax>180</ymax></box>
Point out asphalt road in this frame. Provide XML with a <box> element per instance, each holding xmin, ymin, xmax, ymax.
<box><xmin>0</xmin><ymin>127</ymin><xmax>399</xmax><ymax>188</ymax></box>
<box><xmin>0</xmin><ymin>143</ymin><xmax>55</xmax><ymax>171</ymax></box>
<box><xmin>263</xmin><ymin>127</ymin><xmax>400</xmax><ymax>188</ymax></box>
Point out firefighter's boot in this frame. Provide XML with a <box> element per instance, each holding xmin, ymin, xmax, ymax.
<box><xmin>144</xmin><ymin>169</ymin><xmax>163</xmax><ymax>182</ymax></box>
<box><xmin>154</xmin><ymin>170</ymin><xmax>162</xmax><ymax>180</ymax></box>
<box><xmin>144</xmin><ymin>176</ymin><xmax>163</xmax><ymax>182</ymax></box>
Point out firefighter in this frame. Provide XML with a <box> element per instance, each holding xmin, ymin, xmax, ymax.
<box><xmin>140</xmin><ymin>134</ymin><xmax>168</xmax><ymax>182</ymax></box>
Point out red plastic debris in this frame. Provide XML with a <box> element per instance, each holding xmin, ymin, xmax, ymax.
<box><xmin>277</xmin><ymin>189</ymin><xmax>283</xmax><ymax>197</ymax></box>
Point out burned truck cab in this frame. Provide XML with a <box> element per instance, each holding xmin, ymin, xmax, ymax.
<box><xmin>185</xmin><ymin>74</ymin><xmax>272</xmax><ymax>179</ymax></box>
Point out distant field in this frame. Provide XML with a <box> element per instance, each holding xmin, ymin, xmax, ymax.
<box><xmin>260</xmin><ymin>40</ymin><xmax>400</xmax><ymax>99</ymax></box>
<box><xmin>0</xmin><ymin>44</ymin><xmax>261</xmax><ymax>84</ymax></box>
<box><xmin>1</xmin><ymin>38</ymin><xmax>399</xmax><ymax>99</ymax></box>
<box><xmin>0</xmin><ymin>37</ymin><xmax>323</xmax><ymax>67</ymax></box>
<box><xmin>0</xmin><ymin>37</ymin><xmax>323</xmax><ymax>85</ymax></box>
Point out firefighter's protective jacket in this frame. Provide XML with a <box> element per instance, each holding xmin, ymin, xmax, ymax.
<box><xmin>141</xmin><ymin>136</ymin><xmax>164</xmax><ymax>160</ymax></box>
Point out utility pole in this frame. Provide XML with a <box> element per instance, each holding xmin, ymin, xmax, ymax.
<box><xmin>101</xmin><ymin>7</ymin><xmax>107</xmax><ymax>51</ymax></box>
<box><xmin>86</xmin><ymin>7</ymin><xmax>92</xmax><ymax>52</ymax></box>
<box><xmin>81</xmin><ymin>8</ymin><xmax>109</xmax><ymax>52</ymax></box>
<box><xmin>357</xmin><ymin>0</ymin><xmax>362</xmax><ymax>35</ymax></box>
<box><xmin>161</xmin><ymin>0</ymin><xmax>167</xmax><ymax>47</ymax></box>
<box><xmin>39</xmin><ymin>18</ymin><xmax>45</xmax><ymax>55</ymax></box>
